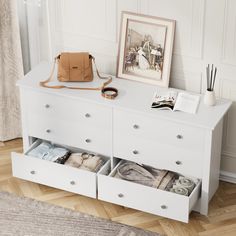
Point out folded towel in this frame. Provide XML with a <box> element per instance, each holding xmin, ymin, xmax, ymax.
<box><xmin>175</xmin><ymin>177</ymin><xmax>195</xmax><ymax>193</ymax></box>
<box><xmin>170</xmin><ymin>186</ymin><xmax>189</xmax><ymax>196</ymax></box>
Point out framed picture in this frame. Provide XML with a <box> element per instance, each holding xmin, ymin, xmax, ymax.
<box><xmin>117</xmin><ymin>12</ymin><xmax>175</xmax><ymax>87</ymax></box>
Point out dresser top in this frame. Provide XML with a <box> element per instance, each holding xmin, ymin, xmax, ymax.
<box><xmin>17</xmin><ymin>62</ymin><xmax>232</xmax><ymax>130</ymax></box>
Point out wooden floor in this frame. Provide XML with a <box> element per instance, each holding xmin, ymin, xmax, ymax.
<box><xmin>0</xmin><ymin>139</ymin><xmax>236</xmax><ymax>236</ymax></box>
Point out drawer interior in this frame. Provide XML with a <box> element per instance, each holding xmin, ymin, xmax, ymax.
<box><xmin>106</xmin><ymin>160</ymin><xmax>201</xmax><ymax>198</ymax></box>
<box><xmin>12</xmin><ymin>139</ymin><xmax>111</xmax><ymax>198</ymax></box>
<box><xmin>24</xmin><ymin>138</ymin><xmax>110</xmax><ymax>173</ymax></box>
<box><xmin>108</xmin><ymin>160</ymin><xmax>201</xmax><ymax>195</ymax></box>
<box><xmin>98</xmin><ymin>159</ymin><xmax>202</xmax><ymax>222</ymax></box>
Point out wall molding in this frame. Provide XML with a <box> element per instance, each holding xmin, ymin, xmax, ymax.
<box><xmin>146</xmin><ymin>0</ymin><xmax>205</xmax><ymax>59</ymax></box>
<box><xmin>220</xmin><ymin>170</ymin><xmax>236</xmax><ymax>184</ymax></box>
<box><xmin>55</xmin><ymin>0</ymin><xmax>117</xmax><ymax>43</ymax></box>
<box><xmin>222</xmin><ymin>150</ymin><xmax>236</xmax><ymax>159</ymax></box>
<box><xmin>221</xmin><ymin>0</ymin><xmax>236</xmax><ymax>66</ymax></box>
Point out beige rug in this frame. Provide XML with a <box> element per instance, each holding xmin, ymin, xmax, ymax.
<box><xmin>0</xmin><ymin>191</ymin><xmax>161</xmax><ymax>236</ymax></box>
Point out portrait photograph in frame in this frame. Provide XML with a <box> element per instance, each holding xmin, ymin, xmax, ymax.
<box><xmin>117</xmin><ymin>12</ymin><xmax>175</xmax><ymax>87</ymax></box>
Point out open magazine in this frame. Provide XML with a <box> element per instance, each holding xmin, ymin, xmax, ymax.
<box><xmin>151</xmin><ymin>90</ymin><xmax>200</xmax><ymax>114</ymax></box>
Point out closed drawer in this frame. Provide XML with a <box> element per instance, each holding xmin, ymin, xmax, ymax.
<box><xmin>25</xmin><ymin>90</ymin><xmax>111</xmax><ymax>129</ymax></box>
<box><xmin>11</xmin><ymin>140</ymin><xmax>109</xmax><ymax>198</ymax></box>
<box><xmin>98</xmin><ymin>161</ymin><xmax>201</xmax><ymax>223</ymax></box>
<box><xmin>114</xmin><ymin>109</ymin><xmax>206</xmax><ymax>153</ymax></box>
<box><xmin>114</xmin><ymin>134</ymin><xmax>202</xmax><ymax>178</ymax></box>
<box><xmin>27</xmin><ymin>116</ymin><xmax>111</xmax><ymax>156</ymax></box>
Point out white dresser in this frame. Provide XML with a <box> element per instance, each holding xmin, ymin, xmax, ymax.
<box><xmin>12</xmin><ymin>62</ymin><xmax>232</xmax><ymax>223</ymax></box>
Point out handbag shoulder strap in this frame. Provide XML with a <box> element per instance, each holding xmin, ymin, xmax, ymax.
<box><xmin>39</xmin><ymin>55</ymin><xmax>112</xmax><ymax>90</ymax></box>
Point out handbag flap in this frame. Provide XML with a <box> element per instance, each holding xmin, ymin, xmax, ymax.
<box><xmin>68</xmin><ymin>52</ymin><xmax>90</xmax><ymax>71</ymax></box>
<box><xmin>58</xmin><ymin>52</ymin><xmax>70</xmax><ymax>71</ymax></box>
<box><xmin>58</xmin><ymin>52</ymin><xmax>92</xmax><ymax>82</ymax></box>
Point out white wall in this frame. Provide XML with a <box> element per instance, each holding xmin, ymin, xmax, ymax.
<box><xmin>36</xmin><ymin>0</ymin><xmax>236</xmax><ymax>176</ymax></box>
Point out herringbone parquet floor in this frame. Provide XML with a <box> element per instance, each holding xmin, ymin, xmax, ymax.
<box><xmin>0</xmin><ymin>139</ymin><xmax>236</xmax><ymax>236</ymax></box>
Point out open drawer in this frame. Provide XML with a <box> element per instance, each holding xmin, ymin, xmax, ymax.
<box><xmin>11</xmin><ymin>139</ymin><xmax>109</xmax><ymax>199</ymax></box>
<box><xmin>98</xmin><ymin>160</ymin><xmax>201</xmax><ymax>223</ymax></box>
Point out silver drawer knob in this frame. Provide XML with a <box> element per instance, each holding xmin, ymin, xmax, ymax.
<box><xmin>30</xmin><ymin>170</ymin><xmax>36</xmax><ymax>175</ymax></box>
<box><xmin>70</xmin><ymin>181</ymin><xmax>76</xmax><ymax>185</ymax></box>
<box><xmin>85</xmin><ymin>139</ymin><xmax>91</xmax><ymax>143</ymax></box>
<box><xmin>85</xmin><ymin>113</ymin><xmax>90</xmax><ymax>118</ymax></box>
<box><xmin>133</xmin><ymin>150</ymin><xmax>139</xmax><ymax>155</ymax></box>
<box><xmin>176</xmin><ymin>134</ymin><xmax>183</xmax><ymax>139</ymax></box>
<box><xmin>46</xmin><ymin>129</ymin><xmax>51</xmax><ymax>133</ymax></box>
<box><xmin>175</xmin><ymin>161</ymin><xmax>182</xmax><ymax>165</ymax></box>
<box><xmin>45</xmin><ymin>104</ymin><xmax>50</xmax><ymax>108</ymax></box>
<box><xmin>118</xmin><ymin>193</ymin><xmax>124</xmax><ymax>198</ymax></box>
<box><xmin>161</xmin><ymin>205</ymin><xmax>167</xmax><ymax>209</ymax></box>
<box><xmin>133</xmin><ymin>124</ymin><xmax>139</xmax><ymax>129</ymax></box>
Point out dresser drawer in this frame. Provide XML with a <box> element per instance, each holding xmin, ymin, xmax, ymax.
<box><xmin>27</xmin><ymin>116</ymin><xmax>111</xmax><ymax>156</ymax></box>
<box><xmin>114</xmin><ymin>134</ymin><xmax>202</xmax><ymax>178</ymax></box>
<box><xmin>114</xmin><ymin>109</ymin><xmax>206</xmax><ymax>153</ymax></box>
<box><xmin>98</xmin><ymin>161</ymin><xmax>201</xmax><ymax>223</ymax></box>
<box><xmin>25</xmin><ymin>90</ymin><xmax>111</xmax><ymax>129</ymax></box>
<box><xmin>11</xmin><ymin>140</ymin><xmax>109</xmax><ymax>198</ymax></box>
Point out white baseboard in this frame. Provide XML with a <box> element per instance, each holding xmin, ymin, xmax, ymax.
<box><xmin>220</xmin><ymin>170</ymin><xmax>236</xmax><ymax>184</ymax></box>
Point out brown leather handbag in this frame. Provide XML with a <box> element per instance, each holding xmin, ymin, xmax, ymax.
<box><xmin>40</xmin><ymin>52</ymin><xmax>112</xmax><ymax>90</ymax></box>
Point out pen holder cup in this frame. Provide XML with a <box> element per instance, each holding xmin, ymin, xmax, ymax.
<box><xmin>204</xmin><ymin>90</ymin><xmax>216</xmax><ymax>106</ymax></box>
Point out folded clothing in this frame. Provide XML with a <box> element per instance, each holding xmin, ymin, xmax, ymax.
<box><xmin>114</xmin><ymin>161</ymin><xmax>197</xmax><ymax>196</ymax></box>
<box><xmin>65</xmin><ymin>152</ymin><xmax>104</xmax><ymax>172</ymax></box>
<box><xmin>27</xmin><ymin>141</ymin><xmax>71</xmax><ymax>164</ymax></box>
<box><xmin>115</xmin><ymin>161</ymin><xmax>177</xmax><ymax>190</ymax></box>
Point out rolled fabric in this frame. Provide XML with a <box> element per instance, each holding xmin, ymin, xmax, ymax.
<box><xmin>175</xmin><ymin>176</ymin><xmax>195</xmax><ymax>194</ymax></box>
<box><xmin>170</xmin><ymin>186</ymin><xmax>189</xmax><ymax>196</ymax></box>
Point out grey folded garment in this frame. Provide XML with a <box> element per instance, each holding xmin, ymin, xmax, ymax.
<box><xmin>65</xmin><ymin>152</ymin><xmax>104</xmax><ymax>172</ymax></box>
<box><xmin>27</xmin><ymin>141</ymin><xmax>71</xmax><ymax>164</ymax></box>
<box><xmin>158</xmin><ymin>172</ymin><xmax>175</xmax><ymax>190</ymax></box>
<box><xmin>115</xmin><ymin>161</ymin><xmax>175</xmax><ymax>190</ymax></box>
